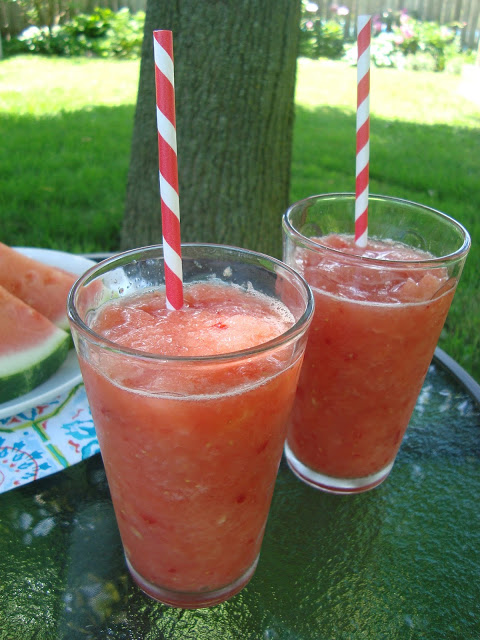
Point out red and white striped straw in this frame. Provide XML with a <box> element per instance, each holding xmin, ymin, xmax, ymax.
<box><xmin>153</xmin><ymin>30</ymin><xmax>183</xmax><ymax>310</ymax></box>
<box><xmin>355</xmin><ymin>15</ymin><xmax>371</xmax><ymax>248</ymax></box>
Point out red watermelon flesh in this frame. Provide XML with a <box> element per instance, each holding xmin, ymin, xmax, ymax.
<box><xmin>0</xmin><ymin>242</ymin><xmax>77</xmax><ymax>330</ymax></box>
<box><xmin>0</xmin><ymin>285</ymin><xmax>70</xmax><ymax>402</ymax></box>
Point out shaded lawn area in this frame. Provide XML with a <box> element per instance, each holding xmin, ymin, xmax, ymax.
<box><xmin>0</xmin><ymin>105</ymin><xmax>134</xmax><ymax>252</ymax></box>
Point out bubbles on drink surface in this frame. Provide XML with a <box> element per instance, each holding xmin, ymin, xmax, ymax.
<box><xmin>89</xmin><ymin>279</ymin><xmax>295</xmax><ymax>356</ymax></box>
<box><xmin>295</xmin><ymin>234</ymin><xmax>453</xmax><ymax>304</ymax></box>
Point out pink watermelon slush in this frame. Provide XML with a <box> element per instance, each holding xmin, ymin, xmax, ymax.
<box><xmin>285</xmin><ymin>234</ymin><xmax>456</xmax><ymax>490</ymax></box>
<box><xmin>76</xmin><ymin>278</ymin><xmax>309</xmax><ymax>607</ymax></box>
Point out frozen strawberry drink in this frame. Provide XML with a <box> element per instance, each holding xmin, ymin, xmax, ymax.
<box><xmin>67</xmin><ymin>244</ymin><xmax>313</xmax><ymax>608</ymax></box>
<box><xmin>283</xmin><ymin>194</ymin><xmax>470</xmax><ymax>494</ymax></box>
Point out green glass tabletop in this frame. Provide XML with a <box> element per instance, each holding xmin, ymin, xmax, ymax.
<box><xmin>0</xmin><ymin>352</ymin><xmax>479</xmax><ymax>640</ymax></box>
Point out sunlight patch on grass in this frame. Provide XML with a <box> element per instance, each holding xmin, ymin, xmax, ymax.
<box><xmin>295</xmin><ymin>58</ymin><xmax>480</xmax><ymax>127</ymax></box>
<box><xmin>0</xmin><ymin>56</ymin><xmax>140</xmax><ymax>114</ymax></box>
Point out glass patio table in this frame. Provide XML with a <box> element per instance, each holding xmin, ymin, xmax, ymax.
<box><xmin>0</xmin><ymin>252</ymin><xmax>478</xmax><ymax>639</ymax></box>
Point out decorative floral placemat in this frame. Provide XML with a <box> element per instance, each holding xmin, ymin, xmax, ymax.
<box><xmin>0</xmin><ymin>384</ymin><xmax>98</xmax><ymax>494</ymax></box>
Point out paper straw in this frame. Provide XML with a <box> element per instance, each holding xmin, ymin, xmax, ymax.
<box><xmin>355</xmin><ymin>15</ymin><xmax>371</xmax><ymax>248</ymax></box>
<box><xmin>153</xmin><ymin>30</ymin><xmax>183</xmax><ymax>310</ymax></box>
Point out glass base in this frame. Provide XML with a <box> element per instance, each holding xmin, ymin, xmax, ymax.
<box><xmin>126</xmin><ymin>554</ymin><xmax>259</xmax><ymax>609</ymax></box>
<box><xmin>284</xmin><ymin>442</ymin><xmax>394</xmax><ymax>494</ymax></box>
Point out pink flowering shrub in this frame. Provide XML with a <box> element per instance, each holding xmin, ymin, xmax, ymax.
<box><xmin>392</xmin><ymin>14</ymin><xmax>461</xmax><ymax>71</ymax></box>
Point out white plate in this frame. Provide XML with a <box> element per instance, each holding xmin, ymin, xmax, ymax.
<box><xmin>0</xmin><ymin>248</ymin><xmax>97</xmax><ymax>420</ymax></box>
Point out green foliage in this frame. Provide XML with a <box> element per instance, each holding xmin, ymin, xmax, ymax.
<box><xmin>393</xmin><ymin>17</ymin><xmax>461</xmax><ymax>72</ymax></box>
<box><xmin>300</xmin><ymin>4</ymin><xmax>471</xmax><ymax>73</ymax></box>
<box><xmin>3</xmin><ymin>7</ymin><xmax>145</xmax><ymax>59</ymax></box>
<box><xmin>299</xmin><ymin>19</ymin><xmax>345</xmax><ymax>60</ymax></box>
<box><xmin>344</xmin><ymin>13</ymin><xmax>467</xmax><ymax>73</ymax></box>
<box><xmin>299</xmin><ymin>2</ymin><xmax>346</xmax><ymax>60</ymax></box>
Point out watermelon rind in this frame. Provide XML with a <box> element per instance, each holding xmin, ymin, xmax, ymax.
<box><xmin>0</xmin><ymin>328</ymin><xmax>70</xmax><ymax>403</ymax></box>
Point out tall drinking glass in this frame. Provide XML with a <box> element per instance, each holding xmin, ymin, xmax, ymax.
<box><xmin>282</xmin><ymin>194</ymin><xmax>470</xmax><ymax>494</ymax></box>
<box><xmin>68</xmin><ymin>243</ymin><xmax>313</xmax><ymax>608</ymax></box>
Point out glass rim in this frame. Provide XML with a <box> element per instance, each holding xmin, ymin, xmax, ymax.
<box><xmin>283</xmin><ymin>193</ymin><xmax>471</xmax><ymax>267</ymax></box>
<box><xmin>67</xmin><ymin>242</ymin><xmax>315</xmax><ymax>364</ymax></box>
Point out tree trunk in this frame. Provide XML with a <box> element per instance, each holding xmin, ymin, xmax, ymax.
<box><xmin>121</xmin><ymin>0</ymin><xmax>301</xmax><ymax>259</ymax></box>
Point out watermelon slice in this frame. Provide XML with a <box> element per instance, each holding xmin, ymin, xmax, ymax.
<box><xmin>0</xmin><ymin>285</ymin><xmax>70</xmax><ymax>403</ymax></box>
<box><xmin>0</xmin><ymin>242</ymin><xmax>77</xmax><ymax>330</ymax></box>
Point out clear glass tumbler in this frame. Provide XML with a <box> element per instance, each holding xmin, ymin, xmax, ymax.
<box><xmin>282</xmin><ymin>194</ymin><xmax>470</xmax><ymax>494</ymax></box>
<box><xmin>68</xmin><ymin>243</ymin><xmax>314</xmax><ymax>608</ymax></box>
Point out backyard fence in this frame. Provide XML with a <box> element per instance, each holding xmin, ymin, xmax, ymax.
<box><xmin>0</xmin><ymin>0</ymin><xmax>145</xmax><ymax>39</ymax></box>
<box><xmin>1</xmin><ymin>0</ymin><xmax>479</xmax><ymax>50</ymax></box>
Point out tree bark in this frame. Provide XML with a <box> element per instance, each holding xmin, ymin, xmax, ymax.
<box><xmin>121</xmin><ymin>0</ymin><xmax>301</xmax><ymax>259</ymax></box>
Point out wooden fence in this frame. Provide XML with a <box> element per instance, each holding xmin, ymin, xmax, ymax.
<box><xmin>1</xmin><ymin>0</ymin><xmax>479</xmax><ymax>50</ymax></box>
<box><xmin>0</xmin><ymin>0</ymin><xmax>146</xmax><ymax>39</ymax></box>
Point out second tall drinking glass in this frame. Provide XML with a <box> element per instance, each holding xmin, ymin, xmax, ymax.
<box><xmin>283</xmin><ymin>194</ymin><xmax>470</xmax><ymax>494</ymax></box>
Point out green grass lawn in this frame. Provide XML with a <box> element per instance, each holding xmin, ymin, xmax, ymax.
<box><xmin>0</xmin><ymin>56</ymin><xmax>139</xmax><ymax>252</ymax></box>
<box><xmin>0</xmin><ymin>55</ymin><xmax>478</xmax><ymax>381</ymax></box>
